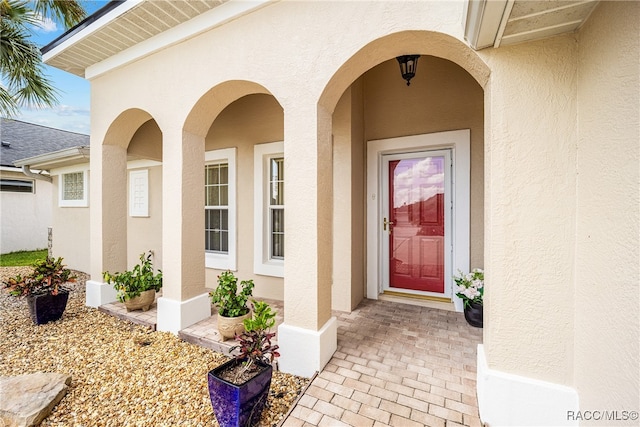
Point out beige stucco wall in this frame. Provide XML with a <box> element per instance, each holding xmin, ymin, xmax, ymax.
<box><xmin>127</xmin><ymin>165</ymin><xmax>163</xmax><ymax>270</ymax></box>
<box><xmin>51</xmin><ymin>174</ymin><xmax>90</xmax><ymax>272</ymax></box>
<box><xmin>480</xmin><ymin>34</ymin><xmax>578</xmax><ymax>385</ymax></box>
<box><xmin>332</xmin><ymin>81</ymin><xmax>366</xmax><ymax>312</ymax></box>
<box><xmin>574</xmin><ymin>1</ymin><xmax>639</xmax><ymax>417</ymax></box>
<box><xmin>126</xmin><ymin>120</ymin><xmax>163</xmax><ymax>270</ymax></box>
<box><xmin>128</xmin><ymin>119</ymin><xmax>163</xmax><ymax>161</ymax></box>
<box><xmin>0</xmin><ymin>170</ymin><xmax>52</xmax><ymax>254</ymax></box>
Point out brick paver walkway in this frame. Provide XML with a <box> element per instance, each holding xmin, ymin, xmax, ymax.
<box><xmin>101</xmin><ymin>297</ymin><xmax>483</xmax><ymax>426</ymax></box>
<box><xmin>283</xmin><ymin>299</ymin><xmax>483</xmax><ymax>427</ymax></box>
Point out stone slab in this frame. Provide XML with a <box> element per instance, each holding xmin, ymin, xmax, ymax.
<box><xmin>0</xmin><ymin>372</ymin><xmax>71</xmax><ymax>427</ymax></box>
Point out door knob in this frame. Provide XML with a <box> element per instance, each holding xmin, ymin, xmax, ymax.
<box><xmin>383</xmin><ymin>217</ymin><xmax>395</xmax><ymax>232</ymax></box>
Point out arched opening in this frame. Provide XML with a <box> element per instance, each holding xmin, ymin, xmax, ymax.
<box><xmin>320</xmin><ymin>31</ymin><xmax>486</xmax><ymax>312</ymax></box>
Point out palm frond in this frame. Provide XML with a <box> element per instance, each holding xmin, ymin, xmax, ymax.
<box><xmin>33</xmin><ymin>0</ymin><xmax>86</xmax><ymax>29</ymax></box>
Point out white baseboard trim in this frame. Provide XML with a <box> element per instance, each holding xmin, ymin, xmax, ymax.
<box><xmin>86</xmin><ymin>280</ymin><xmax>117</xmax><ymax>307</ymax></box>
<box><xmin>156</xmin><ymin>293</ymin><xmax>211</xmax><ymax>334</ymax></box>
<box><xmin>477</xmin><ymin>344</ymin><xmax>579</xmax><ymax>426</ymax></box>
<box><xmin>278</xmin><ymin>317</ymin><xmax>337</xmax><ymax>378</ymax></box>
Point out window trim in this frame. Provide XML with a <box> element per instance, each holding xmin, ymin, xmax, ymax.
<box><xmin>254</xmin><ymin>141</ymin><xmax>284</xmax><ymax>277</ymax></box>
<box><xmin>58</xmin><ymin>169</ymin><xmax>88</xmax><ymax>207</ymax></box>
<box><xmin>205</xmin><ymin>148</ymin><xmax>236</xmax><ymax>271</ymax></box>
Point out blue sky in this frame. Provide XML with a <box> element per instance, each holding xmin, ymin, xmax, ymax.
<box><xmin>14</xmin><ymin>1</ymin><xmax>110</xmax><ymax>135</ymax></box>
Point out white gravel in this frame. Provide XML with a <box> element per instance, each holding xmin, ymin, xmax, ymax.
<box><xmin>0</xmin><ymin>267</ymin><xmax>309</xmax><ymax>426</ymax></box>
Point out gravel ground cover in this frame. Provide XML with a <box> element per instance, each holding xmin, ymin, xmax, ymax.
<box><xmin>0</xmin><ymin>267</ymin><xmax>309</xmax><ymax>426</ymax></box>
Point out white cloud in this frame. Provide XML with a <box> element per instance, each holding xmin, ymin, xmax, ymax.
<box><xmin>34</xmin><ymin>14</ymin><xmax>58</xmax><ymax>33</ymax></box>
<box><xmin>54</xmin><ymin>104</ymin><xmax>90</xmax><ymax>117</ymax></box>
<box><xmin>16</xmin><ymin>107</ymin><xmax>90</xmax><ymax>134</ymax></box>
<box><xmin>392</xmin><ymin>157</ymin><xmax>445</xmax><ymax>207</ymax></box>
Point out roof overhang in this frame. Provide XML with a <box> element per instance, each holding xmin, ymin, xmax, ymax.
<box><xmin>465</xmin><ymin>0</ymin><xmax>599</xmax><ymax>50</ymax></box>
<box><xmin>42</xmin><ymin>0</ymin><xmax>274</xmax><ymax>79</ymax></box>
<box><xmin>42</xmin><ymin>0</ymin><xmax>601</xmax><ymax>79</ymax></box>
<box><xmin>13</xmin><ymin>147</ymin><xmax>90</xmax><ymax>170</ymax></box>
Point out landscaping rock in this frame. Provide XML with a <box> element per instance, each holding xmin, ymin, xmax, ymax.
<box><xmin>0</xmin><ymin>373</ymin><xmax>71</xmax><ymax>427</ymax></box>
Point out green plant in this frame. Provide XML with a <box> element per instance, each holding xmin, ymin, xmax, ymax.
<box><xmin>3</xmin><ymin>256</ymin><xmax>76</xmax><ymax>297</ymax></box>
<box><xmin>209</xmin><ymin>271</ymin><xmax>254</xmax><ymax>317</ymax></box>
<box><xmin>230</xmin><ymin>300</ymin><xmax>280</xmax><ymax>382</ymax></box>
<box><xmin>103</xmin><ymin>251</ymin><xmax>162</xmax><ymax>303</ymax></box>
<box><xmin>454</xmin><ymin>268</ymin><xmax>484</xmax><ymax>308</ymax></box>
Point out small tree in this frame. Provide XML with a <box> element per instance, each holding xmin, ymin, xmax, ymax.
<box><xmin>230</xmin><ymin>300</ymin><xmax>280</xmax><ymax>382</ymax></box>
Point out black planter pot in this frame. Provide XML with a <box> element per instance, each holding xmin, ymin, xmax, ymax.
<box><xmin>26</xmin><ymin>290</ymin><xmax>70</xmax><ymax>325</ymax></box>
<box><xmin>208</xmin><ymin>358</ymin><xmax>273</xmax><ymax>427</ymax></box>
<box><xmin>464</xmin><ymin>301</ymin><xmax>483</xmax><ymax>328</ymax></box>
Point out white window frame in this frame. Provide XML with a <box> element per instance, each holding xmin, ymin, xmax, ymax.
<box><xmin>0</xmin><ymin>178</ymin><xmax>34</xmax><ymax>193</ymax></box>
<box><xmin>205</xmin><ymin>148</ymin><xmax>237</xmax><ymax>271</ymax></box>
<box><xmin>58</xmin><ymin>168</ymin><xmax>89</xmax><ymax>207</ymax></box>
<box><xmin>129</xmin><ymin>169</ymin><xmax>149</xmax><ymax>217</ymax></box>
<box><xmin>254</xmin><ymin>141</ymin><xmax>284</xmax><ymax>277</ymax></box>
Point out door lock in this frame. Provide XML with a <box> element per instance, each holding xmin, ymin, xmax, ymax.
<box><xmin>383</xmin><ymin>217</ymin><xmax>395</xmax><ymax>232</ymax></box>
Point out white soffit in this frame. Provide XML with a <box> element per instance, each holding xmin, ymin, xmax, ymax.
<box><xmin>497</xmin><ymin>0</ymin><xmax>599</xmax><ymax>47</ymax></box>
<box><xmin>42</xmin><ymin>0</ymin><xmax>273</xmax><ymax>79</ymax></box>
<box><xmin>465</xmin><ymin>0</ymin><xmax>600</xmax><ymax>50</ymax></box>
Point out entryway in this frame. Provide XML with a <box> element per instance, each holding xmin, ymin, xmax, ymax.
<box><xmin>366</xmin><ymin>130</ymin><xmax>471</xmax><ymax>311</ymax></box>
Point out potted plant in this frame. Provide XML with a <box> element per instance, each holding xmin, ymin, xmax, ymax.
<box><xmin>2</xmin><ymin>256</ymin><xmax>76</xmax><ymax>325</ymax></box>
<box><xmin>103</xmin><ymin>251</ymin><xmax>162</xmax><ymax>312</ymax></box>
<box><xmin>454</xmin><ymin>268</ymin><xmax>484</xmax><ymax>328</ymax></box>
<box><xmin>209</xmin><ymin>271</ymin><xmax>254</xmax><ymax>340</ymax></box>
<box><xmin>208</xmin><ymin>300</ymin><xmax>280</xmax><ymax>427</ymax></box>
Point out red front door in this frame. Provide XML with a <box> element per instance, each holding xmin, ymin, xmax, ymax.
<box><xmin>388</xmin><ymin>155</ymin><xmax>445</xmax><ymax>293</ymax></box>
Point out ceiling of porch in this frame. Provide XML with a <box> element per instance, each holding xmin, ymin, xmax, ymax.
<box><xmin>42</xmin><ymin>0</ymin><xmax>600</xmax><ymax>78</ymax></box>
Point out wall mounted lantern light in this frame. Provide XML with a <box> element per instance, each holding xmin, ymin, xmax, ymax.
<box><xmin>396</xmin><ymin>55</ymin><xmax>420</xmax><ymax>86</ymax></box>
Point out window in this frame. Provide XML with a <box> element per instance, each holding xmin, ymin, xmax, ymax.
<box><xmin>0</xmin><ymin>179</ymin><xmax>34</xmax><ymax>193</ymax></box>
<box><xmin>205</xmin><ymin>148</ymin><xmax>236</xmax><ymax>270</ymax></box>
<box><xmin>205</xmin><ymin>163</ymin><xmax>229</xmax><ymax>253</ymax></box>
<box><xmin>254</xmin><ymin>141</ymin><xmax>284</xmax><ymax>277</ymax></box>
<box><xmin>59</xmin><ymin>170</ymin><xmax>88</xmax><ymax>207</ymax></box>
<box><xmin>269</xmin><ymin>157</ymin><xmax>284</xmax><ymax>259</ymax></box>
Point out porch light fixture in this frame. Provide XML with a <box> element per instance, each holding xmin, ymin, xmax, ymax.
<box><xmin>396</xmin><ymin>55</ymin><xmax>420</xmax><ymax>86</ymax></box>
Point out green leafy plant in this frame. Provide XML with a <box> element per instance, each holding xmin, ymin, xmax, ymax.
<box><xmin>3</xmin><ymin>256</ymin><xmax>76</xmax><ymax>297</ymax></box>
<box><xmin>454</xmin><ymin>268</ymin><xmax>484</xmax><ymax>308</ymax></box>
<box><xmin>230</xmin><ymin>300</ymin><xmax>280</xmax><ymax>382</ymax></box>
<box><xmin>103</xmin><ymin>251</ymin><xmax>162</xmax><ymax>303</ymax></box>
<box><xmin>209</xmin><ymin>271</ymin><xmax>254</xmax><ymax>317</ymax></box>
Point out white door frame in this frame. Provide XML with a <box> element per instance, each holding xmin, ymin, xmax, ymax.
<box><xmin>366</xmin><ymin>129</ymin><xmax>470</xmax><ymax>312</ymax></box>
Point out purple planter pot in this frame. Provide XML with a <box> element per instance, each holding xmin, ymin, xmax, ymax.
<box><xmin>26</xmin><ymin>290</ymin><xmax>69</xmax><ymax>325</ymax></box>
<box><xmin>208</xmin><ymin>359</ymin><xmax>272</xmax><ymax>427</ymax></box>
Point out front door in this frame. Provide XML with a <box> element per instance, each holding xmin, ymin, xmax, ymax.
<box><xmin>382</xmin><ymin>150</ymin><xmax>451</xmax><ymax>295</ymax></box>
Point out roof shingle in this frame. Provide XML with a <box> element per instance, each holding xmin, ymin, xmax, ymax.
<box><xmin>0</xmin><ymin>118</ymin><xmax>89</xmax><ymax>167</ymax></box>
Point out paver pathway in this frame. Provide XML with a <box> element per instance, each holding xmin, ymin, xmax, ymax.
<box><xmin>282</xmin><ymin>299</ymin><xmax>483</xmax><ymax>427</ymax></box>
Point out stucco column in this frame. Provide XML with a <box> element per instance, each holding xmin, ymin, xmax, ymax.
<box><xmin>86</xmin><ymin>142</ymin><xmax>127</xmax><ymax>307</ymax></box>
<box><xmin>277</xmin><ymin>101</ymin><xmax>337</xmax><ymax>377</ymax></box>
<box><xmin>156</xmin><ymin>126</ymin><xmax>211</xmax><ymax>333</ymax></box>
<box><xmin>476</xmin><ymin>38</ymin><xmax>579</xmax><ymax>425</ymax></box>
